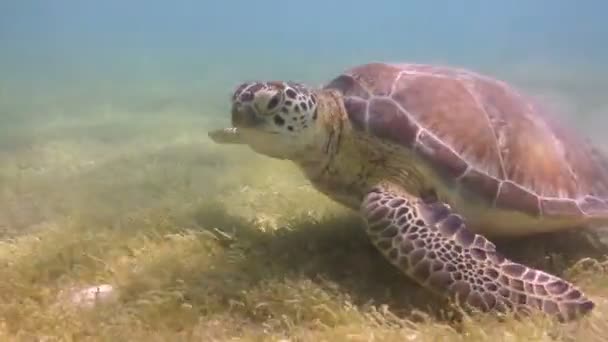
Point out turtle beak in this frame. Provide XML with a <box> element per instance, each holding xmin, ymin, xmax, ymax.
<box><xmin>231</xmin><ymin>104</ymin><xmax>263</xmax><ymax>128</ymax></box>
<box><xmin>208</xmin><ymin>127</ymin><xmax>244</xmax><ymax>145</ymax></box>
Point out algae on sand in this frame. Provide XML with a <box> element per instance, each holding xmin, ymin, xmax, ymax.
<box><xmin>0</xmin><ymin>108</ymin><xmax>607</xmax><ymax>341</ymax></box>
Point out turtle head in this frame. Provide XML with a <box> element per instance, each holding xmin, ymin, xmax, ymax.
<box><xmin>209</xmin><ymin>81</ymin><xmax>322</xmax><ymax>160</ymax></box>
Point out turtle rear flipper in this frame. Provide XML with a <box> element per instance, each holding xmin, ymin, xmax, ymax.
<box><xmin>361</xmin><ymin>183</ymin><xmax>595</xmax><ymax>322</ymax></box>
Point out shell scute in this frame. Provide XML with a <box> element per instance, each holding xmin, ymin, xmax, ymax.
<box><xmin>471</xmin><ymin>78</ymin><xmax>580</xmax><ymax>199</ymax></box>
<box><xmin>391</xmin><ymin>68</ymin><xmax>504</xmax><ymax>179</ymax></box>
<box><xmin>367</xmin><ymin>98</ymin><xmax>419</xmax><ymax>148</ymax></box>
<box><xmin>459</xmin><ymin>169</ymin><xmax>500</xmax><ymax>203</ymax></box>
<box><xmin>347</xmin><ymin>63</ymin><xmax>400</xmax><ymax>96</ymax></box>
<box><xmin>578</xmin><ymin>196</ymin><xmax>608</xmax><ymax>216</ymax></box>
<box><xmin>325</xmin><ymin>62</ymin><xmax>608</xmax><ymax>220</ymax></box>
<box><xmin>414</xmin><ymin>130</ymin><xmax>468</xmax><ymax>179</ymax></box>
<box><xmin>326</xmin><ymin>74</ymin><xmax>371</xmax><ymax>100</ymax></box>
<box><xmin>495</xmin><ymin>181</ymin><xmax>541</xmax><ymax>217</ymax></box>
<box><xmin>540</xmin><ymin>198</ymin><xmax>583</xmax><ymax>218</ymax></box>
<box><xmin>343</xmin><ymin>97</ymin><xmax>367</xmax><ymax>132</ymax></box>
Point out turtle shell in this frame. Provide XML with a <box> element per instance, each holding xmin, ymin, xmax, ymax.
<box><xmin>323</xmin><ymin>62</ymin><xmax>608</xmax><ymax>220</ymax></box>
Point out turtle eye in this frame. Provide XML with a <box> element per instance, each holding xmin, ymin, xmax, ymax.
<box><xmin>267</xmin><ymin>93</ymin><xmax>281</xmax><ymax>111</ymax></box>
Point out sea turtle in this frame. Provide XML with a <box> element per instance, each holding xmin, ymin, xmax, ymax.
<box><xmin>208</xmin><ymin>62</ymin><xmax>606</xmax><ymax>322</ymax></box>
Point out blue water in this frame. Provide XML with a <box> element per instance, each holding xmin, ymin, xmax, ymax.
<box><xmin>1</xmin><ymin>1</ymin><xmax>607</xmax><ymax>128</ymax></box>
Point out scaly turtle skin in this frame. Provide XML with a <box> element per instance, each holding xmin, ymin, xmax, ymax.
<box><xmin>209</xmin><ymin>62</ymin><xmax>606</xmax><ymax>322</ymax></box>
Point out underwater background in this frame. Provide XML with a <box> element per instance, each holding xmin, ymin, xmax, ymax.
<box><xmin>1</xmin><ymin>1</ymin><xmax>608</xmax><ymax>340</ymax></box>
<box><xmin>2</xmin><ymin>1</ymin><xmax>608</xmax><ymax>130</ymax></box>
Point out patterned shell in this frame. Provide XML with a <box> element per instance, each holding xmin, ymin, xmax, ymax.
<box><xmin>323</xmin><ymin>62</ymin><xmax>608</xmax><ymax>220</ymax></box>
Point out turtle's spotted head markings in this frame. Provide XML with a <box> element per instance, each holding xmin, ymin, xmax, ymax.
<box><xmin>227</xmin><ymin>81</ymin><xmax>321</xmax><ymax>159</ymax></box>
<box><xmin>232</xmin><ymin>81</ymin><xmax>318</xmax><ymax>134</ymax></box>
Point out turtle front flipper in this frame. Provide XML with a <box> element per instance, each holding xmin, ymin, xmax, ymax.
<box><xmin>361</xmin><ymin>184</ymin><xmax>595</xmax><ymax>322</ymax></box>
